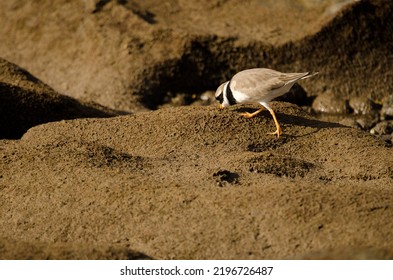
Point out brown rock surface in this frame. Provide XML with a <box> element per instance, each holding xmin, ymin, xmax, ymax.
<box><xmin>1</xmin><ymin>104</ymin><xmax>393</xmax><ymax>259</ymax></box>
<box><xmin>0</xmin><ymin>58</ymin><xmax>120</xmax><ymax>139</ymax></box>
<box><xmin>0</xmin><ymin>0</ymin><xmax>392</xmax><ymax>111</ymax></box>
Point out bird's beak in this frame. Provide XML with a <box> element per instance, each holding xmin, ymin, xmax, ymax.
<box><xmin>219</xmin><ymin>104</ymin><xmax>224</xmax><ymax>110</ymax></box>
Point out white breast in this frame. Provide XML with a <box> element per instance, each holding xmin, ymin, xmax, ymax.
<box><xmin>232</xmin><ymin>89</ymin><xmax>252</xmax><ymax>103</ymax></box>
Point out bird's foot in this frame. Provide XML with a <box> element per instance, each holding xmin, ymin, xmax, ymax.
<box><xmin>267</xmin><ymin>128</ymin><xmax>282</xmax><ymax>138</ymax></box>
<box><xmin>240</xmin><ymin>112</ymin><xmax>255</xmax><ymax>119</ymax></box>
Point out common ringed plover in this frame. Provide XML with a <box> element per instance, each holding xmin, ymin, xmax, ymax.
<box><xmin>215</xmin><ymin>68</ymin><xmax>318</xmax><ymax>138</ymax></box>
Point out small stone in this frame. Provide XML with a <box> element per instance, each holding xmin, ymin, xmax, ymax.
<box><xmin>170</xmin><ymin>93</ymin><xmax>189</xmax><ymax>106</ymax></box>
<box><xmin>312</xmin><ymin>93</ymin><xmax>349</xmax><ymax>114</ymax></box>
<box><xmin>370</xmin><ymin>121</ymin><xmax>393</xmax><ymax>135</ymax></box>
<box><xmin>381</xmin><ymin>95</ymin><xmax>393</xmax><ymax>120</ymax></box>
<box><xmin>194</xmin><ymin>90</ymin><xmax>215</xmax><ymax>106</ymax></box>
<box><xmin>348</xmin><ymin>96</ymin><xmax>378</xmax><ymax>115</ymax></box>
<box><xmin>159</xmin><ymin>93</ymin><xmax>191</xmax><ymax>108</ymax></box>
<box><xmin>356</xmin><ymin>115</ymin><xmax>379</xmax><ymax>130</ymax></box>
<box><xmin>200</xmin><ymin>91</ymin><xmax>215</xmax><ymax>102</ymax></box>
<box><xmin>378</xmin><ymin>134</ymin><xmax>393</xmax><ymax>147</ymax></box>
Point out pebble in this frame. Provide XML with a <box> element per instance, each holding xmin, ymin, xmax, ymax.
<box><xmin>370</xmin><ymin>121</ymin><xmax>393</xmax><ymax>135</ymax></box>
<box><xmin>381</xmin><ymin>95</ymin><xmax>393</xmax><ymax>120</ymax></box>
<box><xmin>198</xmin><ymin>91</ymin><xmax>216</xmax><ymax>105</ymax></box>
<box><xmin>312</xmin><ymin>93</ymin><xmax>349</xmax><ymax>114</ymax></box>
<box><xmin>356</xmin><ymin>115</ymin><xmax>379</xmax><ymax>130</ymax></box>
<box><xmin>348</xmin><ymin>96</ymin><xmax>378</xmax><ymax>115</ymax></box>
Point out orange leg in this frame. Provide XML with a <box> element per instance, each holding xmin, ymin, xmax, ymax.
<box><xmin>240</xmin><ymin>103</ymin><xmax>282</xmax><ymax>138</ymax></box>
<box><xmin>266</xmin><ymin>108</ymin><xmax>282</xmax><ymax>138</ymax></box>
<box><xmin>239</xmin><ymin>107</ymin><xmax>265</xmax><ymax>119</ymax></box>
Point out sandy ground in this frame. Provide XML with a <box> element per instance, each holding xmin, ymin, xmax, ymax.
<box><xmin>1</xmin><ymin>0</ymin><xmax>393</xmax><ymax>259</ymax></box>
<box><xmin>1</xmin><ymin>103</ymin><xmax>393</xmax><ymax>259</ymax></box>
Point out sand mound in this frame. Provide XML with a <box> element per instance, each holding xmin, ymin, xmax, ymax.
<box><xmin>0</xmin><ymin>58</ymin><xmax>119</xmax><ymax>139</ymax></box>
<box><xmin>1</xmin><ymin>103</ymin><xmax>392</xmax><ymax>259</ymax></box>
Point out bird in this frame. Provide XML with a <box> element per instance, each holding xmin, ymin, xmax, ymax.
<box><xmin>215</xmin><ymin>68</ymin><xmax>318</xmax><ymax>138</ymax></box>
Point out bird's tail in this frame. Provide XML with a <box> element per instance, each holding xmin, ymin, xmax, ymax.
<box><xmin>300</xmin><ymin>72</ymin><xmax>319</xmax><ymax>80</ymax></box>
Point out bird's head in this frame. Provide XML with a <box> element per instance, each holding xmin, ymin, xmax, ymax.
<box><xmin>215</xmin><ymin>81</ymin><xmax>230</xmax><ymax>109</ymax></box>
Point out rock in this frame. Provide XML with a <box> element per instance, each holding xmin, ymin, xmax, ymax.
<box><xmin>348</xmin><ymin>96</ymin><xmax>378</xmax><ymax>115</ymax></box>
<box><xmin>356</xmin><ymin>115</ymin><xmax>379</xmax><ymax>130</ymax></box>
<box><xmin>0</xmin><ymin>58</ymin><xmax>119</xmax><ymax>139</ymax></box>
<box><xmin>196</xmin><ymin>90</ymin><xmax>216</xmax><ymax>106</ymax></box>
<box><xmin>0</xmin><ymin>57</ymin><xmax>54</xmax><ymax>93</ymax></box>
<box><xmin>312</xmin><ymin>93</ymin><xmax>349</xmax><ymax>114</ymax></box>
<box><xmin>0</xmin><ymin>1</ymin><xmax>393</xmax><ymax>111</ymax></box>
<box><xmin>1</xmin><ymin>104</ymin><xmax>393</xmax><ymax>259</ymax></box>
<box><xmin>370</xmin><ymin>121</ymin><xmax>393</xmax><ymax>135</ymax></box>
<box><xmin>381</xmin><ymin>95</ymin><xmax>393</xmax><ymax>120</ymax></box>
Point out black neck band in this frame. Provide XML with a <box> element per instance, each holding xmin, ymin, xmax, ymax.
<box><xmin>226</xmin><ymin>82</ymin><xmax>237</xmax><ymax>105</ymax></box>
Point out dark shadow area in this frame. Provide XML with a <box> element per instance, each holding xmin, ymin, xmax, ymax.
<box><xmin>0</xmin><ymin>82</ymin><xmax>122</xmax><ymax>139</ymax></box>
<box><xmin>278</xmin><ymin>113</ymin><xmax>345</xmax><ymax>129</ymax></box>
<box><xmin>138</xmin><ymin>36</ymin><xmax>316</xmax><ymax>110</ymax></box>
<box><xmin>139</xmin><ymin>37</ymin><xmax>239</xmax><ymax>109</ymax></box>
<box><xmin>213</xmin><ymin>170</ymin><xmax>239</xmax><ymax>187</ymax></box>
<box><xmin>235</xmin><ymin>106</ymin><xmax>345</xmax><ymax>129</ymax></box>
<box><xmin>118</xmin><ymin>0</ymin><xmax>157</xmax><ymax>24</ymax></box>
<box><xmin>92</xmin><ymin>0</ymin><xmax>110</xmax><ymax>13</ymax></box>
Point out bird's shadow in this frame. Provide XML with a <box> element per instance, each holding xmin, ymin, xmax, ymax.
<box><xmin>278</xmin><ymin>113</ymin><xmax>344</xmax><ymax>129</ymax></box>
<box><xmin>234</xmin><ymin>106</ymin><xmax>346</xmax><ymax>137</ymax></box>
